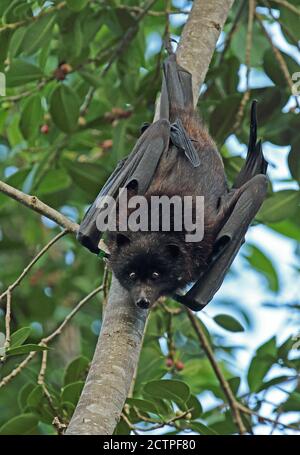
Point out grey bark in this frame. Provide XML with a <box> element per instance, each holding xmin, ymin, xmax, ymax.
<box><xmin>66</xmin><ymin>0</ymin><xmax>235</xmax><ymax>436</ymax></box>
<box><xmin>177</xmin><ymin>0</ymin><xmax>235</xmax><ymax>104</ymax></box>
<box><xmin>66</xmin><ymin>276</ymin><xmax>147</xmax><ymax>435</ymax></box>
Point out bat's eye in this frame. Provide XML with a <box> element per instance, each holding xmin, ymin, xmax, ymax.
<box><xmin>152</xmin><ymin>272</ymin><xmax>160</xmax><ymax>280</ymax></box>
<box><xmin>129</xmin><ymin>272</ymin><xmax>137</xmax><ymax>281</ymax></box>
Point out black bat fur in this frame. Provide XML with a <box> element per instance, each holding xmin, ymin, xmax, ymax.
<box><xmin>77</xmin><ymin>52</ymin><xmax>268</xmax><ymax>311</ymax></box>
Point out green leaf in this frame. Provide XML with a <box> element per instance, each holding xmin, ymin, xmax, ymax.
<box><xmin>66</xmin><ymin>0</ymin><xmax>88</xmax><ymax>12</ymax></box>
<box><xmin>18</xmin><ymin>383</ymin><xmax>36</xmax><ymax>412</ymax></box>
<box><xmin>64</xmin><ymin>356</ymin><xmax>89</xmax><ymax>385</ymax></box>
<box><xmin>186</xmin><ymin>394</ymin><xmax>203</xmax><ymax>419</ymax></box>
<box><xmin>135</xmin><ymin>346</ymin><xmax>167</xmax><ymax>390</ymax></box>
<box><xmin>257</xmin><ymin>190</ymin><xmax>300</xmax><ymax>223</ymax></box>
<box><xmin>189</xmin><ymin>421</ymin><xmax>219</xmax><ymax>435</ymax></box>
<box><xmin>6</xmin><ymin>344</ymin><xmax>49</xmax><ymax>356</ymax></box>
<box><xmin>278</xmin><ymin>336</ymin><xmax>295</xmax><ymax>359</ymax></box>
<box><xmin>20</xmin><ymin>13</ymin><xmax>56</xmax><ymax>56</ymax></box>
<box><xmin>8</xmin><ymin>26</ymin><xmax>27</xmax><ymax>58</ymax></box>
<box><xmin>37</xmin><ymin>169</ymin><xmax>71</xmax><ymax>195</ymax></box>
<box><xmin>228</xmin><ymin>377</ymin><xmax>241</xmax><ymax>396</ymax></box>
<box><xmin>244</xmin><ymin>244</ymin><xmax>279</xmax><ymax>293</ymax></box>
<box><xmin>257</xmin><ymin>375</ymin><xmax>291</xmax><ymax>393</ymax></box>
<box><xmin>288</xmin><ymin>144</ymin><xmax>300</xmax><ymax>183</ymax></box>
<box><xmin>10</xmin><ymin>327</ymin><xmax>31</xmax><ymax>347</ymax></box>
<box><xmin>61</xmin><ymin>381</ymin><xmax>84</xmax><ymax>406</ymax></box>
<box><xmin>0</xmin><ymin>413</ymin><xmax>39</xmax><ymax>435</ymax></box>
<box><xmin>26</xmin><ymin>385</ymin><xmax>55</xmax><ymax>424</ymax></box>
<box><xmin>126</xmin><ymin>398</ymin><xmax>159</xmax><ymax>415</ymax></box>
<box><xmin>263</xmin><ymin>48</ymin><xmax>299</xmax><ymax>88</ymax></box>
<box><xmin>114</xmin><ymin>418</ymin><xmax>131</xmax><ymax>435</ymax></box>
<box><xmin>50</xmin><ymin>84</ymin><xmax>80</xmax><ymax>133</ymax></box>
<box><xmin>247</xmin><ymin>355</ymin><xmax>272</xmax><ymax>393</ymax></box>
<box><xmin>268</xmin><ymin>219</ymin><xmax>300</xmax><ymax>242</ymax></box>
<box><xmin>257</xmin><ymin>336</ymin><xmax>277</xmax><ymax>357</ymax></box>
<box><xmin>27</xmin><ymin>385</ymin><xmax>44</xmax><ymax>408</ymax></box>
<box><xmin>6</xmin><ymin>60</ymin><xmax>43</xmax><ymax>87</ymax></box>
<box><xmin>210</xmin><ymin>94</ymin><xmax>242</xmax><ymax>143</ymax></box>
<box><xmin>213</xmin><ymin>314</ymin><xmax>244</xmax><ymax>332</ymax></box>
<box><xmin>0</xmin><ymin>29</ymin><xmax>12</xmax><ymax>70</ymax></box>
<box><xmin>20</xmin><ymin>94</ymin><xmax>43</xmax><ymax>140</ymax></box>
<box><xmin>143</xmin><ymin>380</ymin><xmax>190</xmax><ymax>408</ymax></box>
<box><xmin>281</xmin><ymin>392</ymin><xmax>300</xmax><ymax>412</ymax></box>
<box><xmin>62</xmin><ymin>158</ymin><xmax>110</xmax><ymax>197</ymax></box>
<box><xmin>247</xmin><ymin>337</ymin><xmax>277</xmax><ymax>392</ymax></box>
<box><xmin>231</xmin><ymin>22</ymin><xmax>269</xmax><ymax>67</ymax></box>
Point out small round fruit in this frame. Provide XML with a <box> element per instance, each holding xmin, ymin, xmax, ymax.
<box><xmin>175</xmin><ymin>360</ymin><xmax>184</xmax><ymax>371</ymax></box>
<box><xmin>165</xmin><ymin>358</ymin><xmax>174</xmax><ymax>367</ymax></box>
<box><xmin>40</xmin><ymin>124</ymin><xmax>49</xmax><ymax>134</ymax></box>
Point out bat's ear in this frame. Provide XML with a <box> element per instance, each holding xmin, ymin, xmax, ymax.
<box><xmin>116</xmin><ymin>233</ymin><xmax>131</xmax><ymax>249</ymax></box>
<box><xmin>166</xmin><ymin>244</ymin><xmax>181</xmax><ymax>258</ymax></box>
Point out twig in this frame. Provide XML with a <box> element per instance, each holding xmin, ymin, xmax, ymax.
<box><xmin>0</xmin><ymin>285</ymin><xmax>103</xmax><ymax>388</ymax></box>
<box><xmin>102</xmin><ymin>265</ymin><xmax>110</xmax><ymax>309</ymax></box>
<box><xmin>218</xmin><ymin>1</ymin><xmax>246</xmax><ymax>65</ymax></box>
<box><xmin>186</xmin><ymin>309</ymin><xmax>247</xmax><ymax>435</ymax></box>
<box><xmin>233</xmin><ymin>0</ymin><xmax>255</xmax><ymax>132</ymax></box>
<box><xmin>0</xmin><ymin>180</ymin><xmax>79</xmax><ymax>233</ymax></box>
<box><xmin>38</xmin><ymin>349</ymin><xmax>48</xmax><ymax>385</ymax></box>
<box><xmin>42</xmin><ymin>285</ymin><xmax>103</xmax><ymax>344</ymax></box>
<box><xmin>255</xmin><ymin>12</ymin><xmax>300</xmax><ymax>109</ymax></box>
<box><xmin>2</xmin><ymin>80</ymin><xmax>50</xmax><ymax>103</ymax></box>
<box><xmin>1</xmin><ymin>289</ymin><xmax>12</xmax><ymax>361</ymax></box>
<box><xmin>263</xmin><ymin>0</ymin><xmax>300</xmax><ymax>51</ymax></box>
<box><xmin>0</xmin><ymin>230</ymin><xmax>68</xmax><ymax>302</ymax></box>
<box><xmin>0</xmin><ymin>351</ymin><xmax>36</xmax><ymax>388</ymax></box>
<box><xmin>124</xmin><ymin>408</ymin><xmax>193</xmax><ymax>433</ymax></box>
<box><xmin>271</xmin><ymin>0</ymin><xmax>300</xmax><ymax>16</ymax></box>
<box><xmin>0</xmin><ymin>1</ymin><xmax>66</xmax><ymax>32</ymax></box>
<box><xmin>237</xmin><ymin>403</ymin><xmax>299</xmax><ymax>431</ymax></box>
<box><xmin>116</xmin><ymin>5</ymin><xmax>189</xmax><ymax>16</ymax></box>
<box><xmin>80</xmin><ymin>0</ymin><xmax>158</xmax><ymax>116</ymax></box>
<box><xmin>52</xmin><ymin>416</ymin><xmax>67</xmax><ymax>435</ymax></box>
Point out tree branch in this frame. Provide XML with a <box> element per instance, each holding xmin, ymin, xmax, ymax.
<box><xmin>66</xmin><ymin>276</ymin><xmax>148</xmax><ymax>435</ymax></box>
<box><xmin>0</xmin><ymin>284</ymin><xmax>103</xmax><ymax>389</ymax></box>
<box><xmin>66</xmin><ymin>0</ymin><xmax>235</xmax><ymax>436</ymax></box>
<box><xmin>0</xmin><ymin>180</ymin><xmax>78</xmax><ymax>233</ymax></box>
<box><xmin>186</xmin><ymin>309</ymin><xmax>247</xmax><ymax>435</ymax></box>
<box><xmin>0</xmin><ymin>230</ymin><xmax>68</xmax><ymax>302</ymax></box>
<box><xmin>177</xmin><ymin>0</ymin><xmax>235</xmax><ymax>103</ymax></box>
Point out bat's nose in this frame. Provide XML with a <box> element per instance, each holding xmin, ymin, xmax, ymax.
<box><xmin>136</xmin><ymin>298</ymin><xmax>150</xmax><ymax>309</ymax></box>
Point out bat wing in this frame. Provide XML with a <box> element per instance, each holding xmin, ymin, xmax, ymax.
<box><xmin>233</xmin><ymin>100</ymin><xmax>268</xmax><ymax>188</ymax></box>
<box><xmin>175</xmin><ymin>101</ymin><xmax>268</xmax><ymax>311</ymax></box>
<box><xmin>78</xmin><ymin>52</ymin><xmax>199</xmax><ymax>254</ymax></box>
<box><xmin>175</xmin><ymin>174</ymin><xmax>268</xmax><ymax>311</ymax></box>
<box><xmin>161</xmin><ymin>54</ymin><xmax>200</xmax><ymax>167</ymax></box>
<box><xmin>77</xmin><ymin>119</ymin><xmax>171</xmax><ymax>254</ymax></box>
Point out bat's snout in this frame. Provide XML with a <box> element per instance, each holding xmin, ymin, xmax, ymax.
<box><xmin>136</xmin><ymin>297</ymin><xmax>151</xmax><ymax>309</ymax></box>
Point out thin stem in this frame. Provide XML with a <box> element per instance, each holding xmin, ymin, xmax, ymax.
<box><xmin>42</xmin><ymin>285</ymin><xmax>103</xmax><ymax>344</ymax></box>
<box><xmin>255</xmin><ymin>12</ymin><xmax>300</xmax><ymax>109</ymax></box>
<box><xmin>271</xmin><ymin>0</ymin><xmax>300</xmax><ymax>16</ymax></box>
<box><xmin>186</xmin><ymin>309</ymin><xmax>247</xmax><ymax>435</ymax></box>
<box><xmin>0</xmin><ymin>180</ymin><xmax>79</xmax><ymax>233</ymax></box>
<box><xmin>0</xmin><ymin>230</ymin><xmax>68</xmax><ymax>302</ymax></box>
<box><xmin>0</xmin><ymin>2</ymin><xmax>66</xmax><ymax>32</ymax></box>
<box><xmin>233</xmin><ymin>0</ymin><xmax>255</xmax><ymax>132</ymax></box>
<box><xmin>0</xmin><ymin>285</ymin><xmax>103</xmax><ymax>388</ymax></box>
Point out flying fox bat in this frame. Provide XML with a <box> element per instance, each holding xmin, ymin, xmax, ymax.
<box><xmin>77</xmin><ymin>52</ymin><xmax>268</xmax><ymax>311</ymax></box>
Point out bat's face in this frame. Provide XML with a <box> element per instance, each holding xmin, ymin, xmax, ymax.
<box><xmin>107</xmin><ymin>233</ymin><xmax>186</xmax><ymax>309</ymax></box>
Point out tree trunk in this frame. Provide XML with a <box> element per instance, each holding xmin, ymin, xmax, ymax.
<box><xmin>66</xmin><ymin>0</ymin><xmax>235</xmax><ymax>436</ymax></box>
